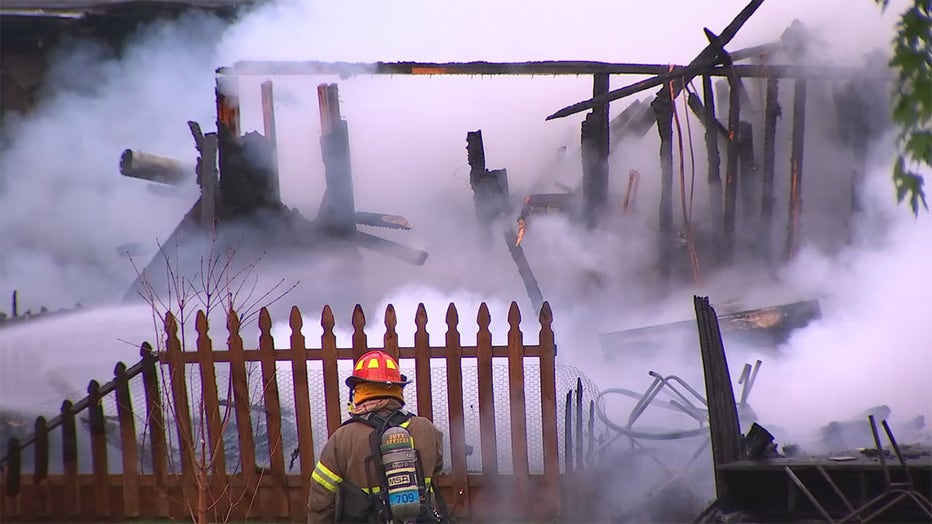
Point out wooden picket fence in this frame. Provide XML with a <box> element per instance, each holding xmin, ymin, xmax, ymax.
<box><xmin>0</xmin><ymin>301</ymin><xmax>561</xmax><ymax>522</ymax></box>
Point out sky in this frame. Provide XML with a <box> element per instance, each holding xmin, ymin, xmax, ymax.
<box><xmin>0</xmin><ymin>0</ymin><xmax>929</xmax><ymax>472</ymax></box>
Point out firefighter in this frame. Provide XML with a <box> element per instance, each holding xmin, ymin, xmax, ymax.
<box><xmin>307</xmin><ymin>350</ymin><xmax>447</xmax><ymax>523</ymax></box>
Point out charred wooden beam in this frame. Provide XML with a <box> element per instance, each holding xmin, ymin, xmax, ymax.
<box><xmin>694</xmin><ymin>296</ymin><xmax>743</xmax><ymax>503</ymax></box>
<box><xmin>707</xmin><ymin>23</ymin><xmax>745</xmax><ymax>264</ymax></box>
<box><xmin>703</xmin><ymin>75</ymin><xmax>724</xmax><ymax>250</ymax></box>
<box><xmin>228</xmin><ymin>53</ymin><xmax>775</xmax><ymax>77</ymax></box>
<box><xmin>504</xmin><ymin>230</ymin><xmax>544</xmax><ymax>316</ymax></box>
<box><xmin>119</xmin><ymin>150</ymin><xmax>193</xmax><ymax>186</ymax></box>
<box><xmin>354</xmin><ymin>212</ymin><xmax>412</xmax><ymax>230</ymax></box>
<box><xmin>687</xmin><ymin>91</ymin><xmax>728</xmax><ymax>139</ymax></box>
<box><xmin>356</xmin><ymin>231</ymin><xmax>428</xmax><ymax>266</ymax></box>
<box><xmin>738</xmin><ymin>121</ymin><xmax>757</xmax><ymax>227</ymax></box>
<box><xmin>783</xmin><ymin>79</ymin><xmax>807</xmax><ymax>261</ymax></box>
<box><xmin>623</xmin><ymin>170</ymin><xmax>639</xmax><ymax>213</ymax></box>
<box><xmin>600</xmin><ymin>299</ymin><xmax>821</xmax><ymax>353</ymax></box>
<box><xmin>653</xmin><ymin>94</ymin><xmax>675</xmax><ymax>282</ymax></box>
<box><xmin>226</xmin><ymin>61</ymin><xmax>875</xmax><ymax>85</ymax></box>
<box><xmin>187</xmin><ymin>121</ymin><xmax>218</xmax><ymax>231</ymax></box>
<box><xmin>546</xmin><ymin>0</ymin><xmax>764</xmax><ymax>121</ymax></box>
<box><xmin>260</xmin><ymin>80</ymin><xmax>281</xmax><ymax>204</ymax></box>
<box><xmin>760</xmin><ymin>76</ymin><xmax>780</xmax><ymax>263</ymax></box>
<box><xmin>609</xmin><ymin>98</ymin><xmax>653</xmax><ymax>144</ymax></box>
<box><xmin>317</xmin><ymin>83</ymin><xmax>357</xmax><ymax>237</ymax></box>
<box><xmin>548</xmin><ymin>59</ymin><xmax>724</xmax><ymax>121</ymax></box>
<box><xmin>216</xmin><ymin>75</ymin><xmax>240</xmax><ymax>136</ymax></box>
<box><xmin>466</xmin><ymin>130</ymin><xmax>511</xmax><ymax>242</ymax></box>
<box><xmin>581</xmin><ymin>73</ymin><xmax>610</xmax><ymax>229</ymax></box>
<box><xmin>524</xmin><ymin>193</ymin><xmax>573</xmax><ymax>209</ymax></box>
<box><xmin>723</xmin><ymin>75</ymin><xmax>741</xmax><ymax>264</ymax></box>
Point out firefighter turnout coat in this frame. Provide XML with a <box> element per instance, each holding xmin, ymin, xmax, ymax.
<box><xmin>306</xmin><ymin>399</ymin><xmax>444</xmax><ymax>523</ymax></box>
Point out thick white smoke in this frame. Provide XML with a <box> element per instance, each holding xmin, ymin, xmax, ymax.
<box><xmin>0</xmin><ymin>0</ymin><xmax>926</xmax><ymax>508</ymax></box>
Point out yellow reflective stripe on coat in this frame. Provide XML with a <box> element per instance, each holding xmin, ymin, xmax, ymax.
<box><xmin>400</xmin><ymin>419</ymin><xmax>413</xmax><ymax>446</ymax></box>
<box><xmin>311</xmin><ymin>461</ymin><xmax>342</xmax><ymax>492</ymax></box>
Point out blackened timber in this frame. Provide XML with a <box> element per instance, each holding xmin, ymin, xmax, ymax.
<box><xmin>356</xmin><ymin>231</ymin><xmax>428</xmax><ymax>266</ymax></box>
<box><xmin>694</xmin><ymin>296</ymin><xmax>743</xmax><ymax>503</ymax></box>
<box><xmin>261</xmin><ymin>80</ymin><xmax>281</xmax><ymax>204</ymax></box>
<box><xmin>229</xmin><ymin>50</ymin><xmax>797</xmax><ymax>76</ymax></box>
<box><xmin>548</xmin><ymin>59</ymin><xmax>725</xmax><ymax>121</ymax></box>
<box><xmin>188</xmin><ymin>121</ymin><xmax>218</xmax><ymax>231</ymax></box>
<box><xmin>738</xmin><ymin>121</ymin><xmax>757</xmax><ymax>226</ymax></box>
<box><xmin>582</xmin><ymin>73</ymin><xmax>610</xmax><ymax>228</ymax></box>
<box><xmin>504</xmin><ymin>230</ymin><xmax>544</xmax><ymax>316</ymax></box>
<box><xmin>687</xmin><ymin>91</ymin><xmax>728</xmax><ymax>139</ymax></box>
<box><xmin>227</xmin><ymin>61</ymin><xmax>872</xmax><ymax>81</ymax></box>
<box><xmin>317</xmin><ymin>83</ymin><xmax>357</xmax><ymax>237</ymax></box>
<box><xmin>653</xmin><ymin>95</ymin><xmax>675</xmax><ymax>282</ymax></box>
<box><xmin>703</xmin><ymin>76</ymin><xmax>723</xmax><ymax>248</ymax></box>
<box><xmin>467</xmin><ymin>130</ymin><xmax>511</xmax><ymax>242</ymax></box>
<box><xmin>761</xmin><ymin>77</ymin><xmax>780</xmax><ymax>262</ymax></box>
<box><xmin>546</xmin><ymin>0</ymin><xmax>764</xmax><ymax>121</ymax></box>
<box><xmin>723</xmin><ymin>77</ymin><xmax>741</xmax><ymax>263</ymax></box>
<box><xmin>784</xmin><ymin>79</ymin><xmax>807</xmax><ymax>260</ymax></box>
<box><xmin>216</xmin><ymin>75</ymin><xmax>240</xmax><ymax>136</ymax></box>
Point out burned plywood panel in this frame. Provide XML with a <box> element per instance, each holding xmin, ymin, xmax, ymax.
<box><xmin>600</xmin><ymin>299</ymin><xmax>821</xmax><ymax>354</ymax></box>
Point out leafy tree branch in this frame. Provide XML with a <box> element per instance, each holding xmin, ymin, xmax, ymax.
<box><xmin>876</xmin><ymin>0</ymin><xmax>931</xmax><ymax>214</ymax></box>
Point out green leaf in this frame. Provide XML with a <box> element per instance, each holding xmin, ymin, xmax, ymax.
<box><xmin>893</xmin><ymin>155</ymin><xmax>929</xmax><ymax>215</ymax></box>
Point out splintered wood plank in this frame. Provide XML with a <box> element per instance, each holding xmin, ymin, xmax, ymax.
<box><xmin>694</xmin><ymin>296</ymin><xmax>743</xmax><ymax>499</ymax></box>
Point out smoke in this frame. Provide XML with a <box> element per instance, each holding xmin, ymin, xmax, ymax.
<box><xmin>0</xmin><ymin>0</ymin><xmax>928</xmax><ymax>518</ymax></box>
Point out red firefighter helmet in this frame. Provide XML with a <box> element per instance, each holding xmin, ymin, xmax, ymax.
<box><xmin>346</xmin><ymin>350</ymin><xmax>411</xmax><ymax>388</ymax></box>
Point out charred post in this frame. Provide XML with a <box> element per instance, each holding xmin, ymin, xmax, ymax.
<box><xmin>467</xmin><ymin>130</ymin><xmax>511</xmax><ymax>243</ymax></box>
<box><xmin>703</xmin><ymin>75</ymin><xmax>723</xmax><ymax>248</ymax></box>
<box><xmin>581</xmin><ymin>73</ymin><xmax>610</xmax><ymax>229</ymax></box>
<box><xmin>260</xmin><ymin>80</ymin><xmax>281</xmax><ymax>205</ymax></box>
<box><xmin>723</xmin><ymin>78</ymin><xmax>741</xmax><ymax>264</ymax></box>
<box><xmin>694</xmin><ymin>295</ymin><xmax>743</xmax><ymax>503</ymax></box>
<box><xmin>652</xmin><ymin>94</ymin><xmax>675</xmax><ymax>282</ymax></box>
<box><xmin>737</xmin><ymin>120</ymin><xmax>757</xmax><ymax>229</ymax></box>
<box><xmin>216</xmin><ymin>74</ymin><xmax>240</xmax><ymax>137</ymax></box>
<box><xmin>317</xmin><ymin>83</ymin><xmax>357</xmax><ymax>237</ymax></box>
<box><xmin>188</xmin><ymin>121</ymin><xmax>218</xmax><ymax>231</ymax></box>
<box><xmin>760</xmin><ymin>76</ymin><xmax>780</xmax><ymax>262</ymax></box>
<box><xmin>214</xmin><ymin>75</ymin><xmax>281</xmax><ymax>218</ymax></box>
<box><xmin>784</xmin><ymin>79</ymin><xmax>807</xmax><ymax>260</ymax></box>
